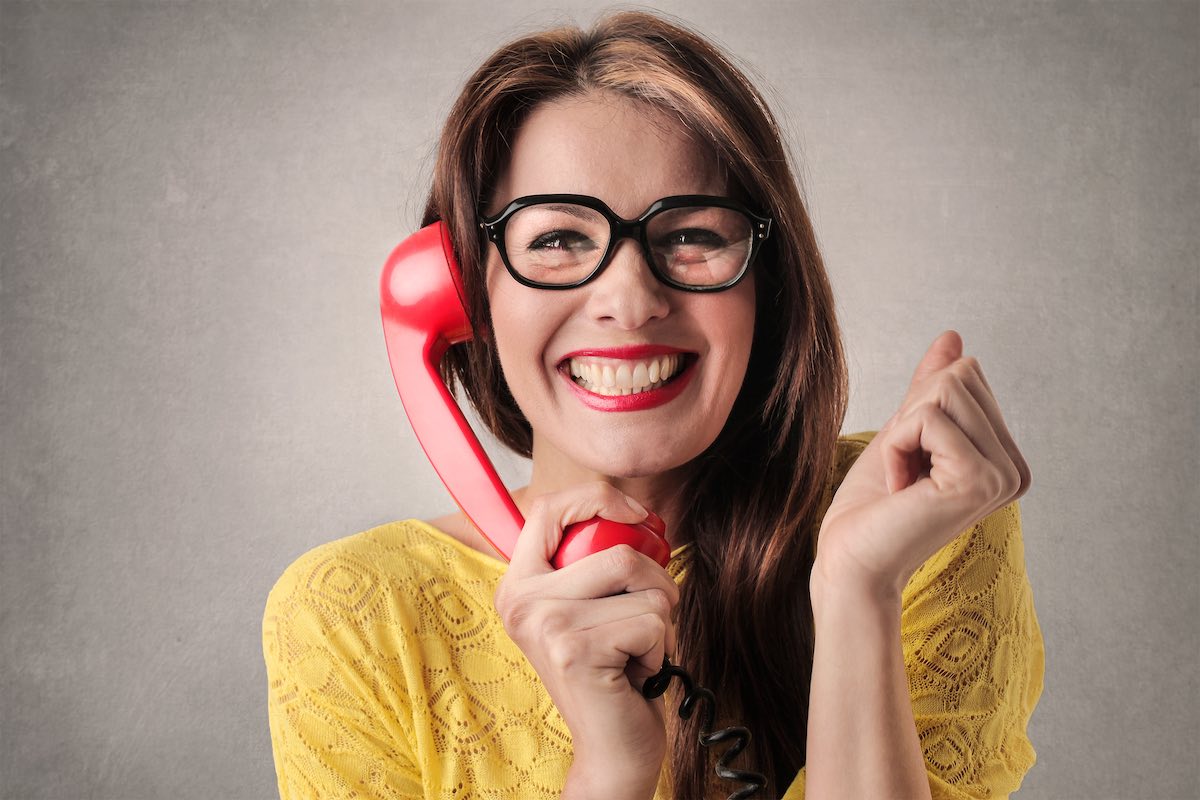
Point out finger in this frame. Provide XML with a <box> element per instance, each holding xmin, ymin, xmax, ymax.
<box><xmin>894</xmin><ymin>367</ymin><xmax>1015</xmax><ymax>496</ymax></box>
<box><xmin>589</xmin><ymin>614</ymin><xmax>670</xmax><ymax>687</ymax></box>
<box><xmin>542</xmin><ymin>589</ymin><xmax>677</xmax><ymax>655</ymax></box>
<box><xmin>508</xmin><ymin>483</ymin><xmax>650</xmax><ymax>579</ymax></box>
<box><xmin>903</xmin><ymin>330</ymin><xmax>963</xmax><ymax>401</ymax></box>
<box><xmin>548</xmin><ymin>544</ymin><xmax>679</xmax><ymax>605</ymax></box>
<box><xmin>955</xmin><ymin>358</ymin><xmax>1033</xmax><ymax>496</ymax></box>
<box><xmin>882</xmin><ymin>402</ymin><xmax>1000</xmax><ymax>504</ymax></box>
<box><xmin>626</xmin><ymin>655</ymin><xmax>668</xmax><ymax>694</ymax></box>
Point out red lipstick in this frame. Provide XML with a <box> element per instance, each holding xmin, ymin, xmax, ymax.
<box><xmin>559</xmin><ymin>344</ymin><xmax>688</xmax><ymax>360</ymax></box>
<box><xmin>558</xmin><ymin>347</ymin><xmax>697</xmax><ymax>412</ymax></box>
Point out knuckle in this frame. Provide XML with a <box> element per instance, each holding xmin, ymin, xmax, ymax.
<box><xmin>662</xmin><ymin>581</ymin><xmax>681</xmax><ymax>608</ymax></box>
<box><xmin>974</xmin><ymin>466</ymin><xmax>1013</xmax><ymax>508</ymax></box>
<box><xmin>1018</xmin><ymin>459</ymin><xmax>1033</xmax><ymax>493</ymax></box>
<box><xmin>1011</xmin><ymin>447</ymin><xmax>1032</xmax><ymax>489</ymax></box>
<box><xmin>537</xmin><ymin>606</ymin><xmax>570</xmax><ymax>637</ymax></box>
<box><xmin>1002</xmin><ymin>461</ymin><xmax>1022</xmax><ymax>495</ymax></box>
<box><xmin>643</xmin><ymin>588</ymin><xmax>671</xmax><ymax>616</ymax></box>
<box><xmin>914</xmin><ymin>400</ymin><xmax>942</xmax><ymax>423</ymax></box>
<box><xmin>639</xmin><ymin>613</ymin><xmax>667</xmax><ymax>639</ymax></box>
<box><xmin>970</xmin><ymin>463</ymin><xmax>1005</xmax><ymax>504</ymax></box>
<box><xmin>936</xmin><ymin>370</ymin><xmax>965</xmax><ymax>395</ymax></box>
<box><xmin>606</xmin><ymin>545</ymin><xmax>640</xmax><ymax>579</ymax></box>
<box><xmin>546</xmin><ymin>632</ymin><xmax>584</xmax><ymax>672</ymax></box>
<box><xmin>492</xmin><ymin>582</ymin><xmax>511</xmax><ymax>616</ymax></box>
<box><xmin>494</xmin><ymin>585</ymin><xmax>530</xmax><ymax>631</ymax></box>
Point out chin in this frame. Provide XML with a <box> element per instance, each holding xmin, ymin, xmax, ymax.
<box><xmin>574</xmin><ymin>439</ymin><xmax>705</xmax><ymax>480</ymax></box>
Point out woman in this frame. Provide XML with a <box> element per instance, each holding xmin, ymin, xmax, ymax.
<box><xmin>263</xmin><ymin>11</ymin><xmax>1043</xmax><ymax>799</ymax></box>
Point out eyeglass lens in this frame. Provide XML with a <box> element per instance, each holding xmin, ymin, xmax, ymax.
<box><xmin>501</xmin><ymin>202</ymin><xmax>754</xmax><ymax>287</ymax></box>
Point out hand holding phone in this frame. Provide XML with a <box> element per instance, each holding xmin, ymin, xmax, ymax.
<box><xmin>495</xmin><ymin>481</ymin><xmax>679</xmax><ymax>798</ymax></box>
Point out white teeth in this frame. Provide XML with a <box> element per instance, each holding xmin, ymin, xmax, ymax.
<box><xmin>632</xmin><ymin>363</ymin><xmax>649</xmax><ymax>387</ymax></box>
<box><xmin>615</xmin><ymin>363</ymin><xmax>631</xmax><ymax>387</ymax></box>
<box><xmin>566</xmin><ymin>354</ymin><xmax>687</xmax><ymax>396</ymax></box>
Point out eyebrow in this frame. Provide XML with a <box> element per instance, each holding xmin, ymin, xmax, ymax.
<box><xmin>537</xmin><ymin>203</ymin><xmax>601</xmax><ymax>220</ymax></box>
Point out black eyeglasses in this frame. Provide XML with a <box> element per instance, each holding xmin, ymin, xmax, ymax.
<box><xmin>478</xmin><ymin>194</ymin><xmax>772</xmax><ymax>292</ymax></box>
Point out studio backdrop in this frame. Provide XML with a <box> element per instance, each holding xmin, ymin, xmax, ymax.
<box><xmin>2</xmin><ymin>2</ymin><xmax>1196</xmax><ymax>798</ymax></box>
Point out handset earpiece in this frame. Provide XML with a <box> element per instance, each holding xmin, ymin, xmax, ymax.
<box><xmin>380</xmin><ymin>220</ymin><xmax>670</xmax><ymax>568</ymax></box>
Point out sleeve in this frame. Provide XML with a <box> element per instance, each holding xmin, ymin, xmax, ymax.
<box><xmin>900</xmin><ymin>500</ymin><xmax>1044</xmax><ymax>799</ymax></box>
<box><xmin>782</xmin><ymin>500</ymin><xmax>1045</xmax><ymax>800</ymax></box>
<box><xmin>262</xmin><ymin>551</ymin><xmax>425</xmax><ymax>800</ymax></box>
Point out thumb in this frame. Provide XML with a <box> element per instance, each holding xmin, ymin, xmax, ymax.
<box><xmin>905</xmin><ymin>330</ymin><xmax>963</xmax><ymax>397</ymax></box>
<box><xmin>508</xmin><ymin>483</ymin><xmax>649</xmax><ymax>578</ymax></box>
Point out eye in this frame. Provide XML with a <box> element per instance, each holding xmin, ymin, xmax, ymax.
<box><xmin>656</xmin><ymin>228</ymin><xmax>727</xmax><ymax>250</ymax></box>
<box><xmin>526</xmin><ymin>229</ymin><xmax>598</xmax><ymax>252</ymax></box>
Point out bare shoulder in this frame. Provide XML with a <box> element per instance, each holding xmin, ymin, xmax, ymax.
<box><xmin>426</xmin><ymin>510</ymin><xmax>500</xmax><ymax>559</ymax></box>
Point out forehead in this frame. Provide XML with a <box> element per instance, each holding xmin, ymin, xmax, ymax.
<box><xmin>490</xmin><ymin>91</ymin><xmax>726</xmax><ymax>218</ymax></box>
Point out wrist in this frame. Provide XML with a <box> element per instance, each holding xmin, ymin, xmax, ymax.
<box><xmin>810</xmin><ymin>553</ymin><xmax>905</xmax><ymax>617</ymax></box>
<box><xmin>564</xmin><ymin>750</ymin><xmax>661</xmax><ymax>800</ymax></box>
<box><xmin>810</xmin><ymin>538</ymin><xmax>912</xmax><ymax>603</ymax></box>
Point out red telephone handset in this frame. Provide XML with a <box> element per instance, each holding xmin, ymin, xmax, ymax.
<box><xmin>380</xmin><ymin>221</ymin><xmax>671</xmax><ymax>568</ymax></box>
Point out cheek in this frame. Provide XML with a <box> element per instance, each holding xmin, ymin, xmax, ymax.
<box><xmin>485</xmin><ymin>259</ymin><xmax>527</xmax><ymax>351</ymax></box>
<box><xmin>718</xmin><ymin>283</ymin><xmax>757</xmax><ymax>366</ymax></box>
<box><xmin>487</xmin><ymin>290</ymin><xmax>526</xmax><ymax>375</ymax></box>
<box><xmin>485</xmin><ymin>264</ymin><xmax>558</xmax><ymax>403</ymax></box>
<box><xmin>712</xmin><ymin>289</ymin><xmax>757</xmax><ymax>413</ymax></box>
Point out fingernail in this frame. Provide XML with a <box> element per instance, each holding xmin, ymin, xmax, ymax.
<box><xmin>625</xmin><ymin>496</ymin><xmax>648</xmax><ymax>516</ymax></box>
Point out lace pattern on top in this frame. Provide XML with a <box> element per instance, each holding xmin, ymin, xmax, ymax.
<box><xmin>263</xmin><ymin>433</ymin><xmax>1043</xmax><ymax>799</ymax></box>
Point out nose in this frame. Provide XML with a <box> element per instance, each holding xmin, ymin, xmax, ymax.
<box><xmin>582</xmin><ymin>239</ymin><xmax>670</xmax><ymax>329</ymax></box>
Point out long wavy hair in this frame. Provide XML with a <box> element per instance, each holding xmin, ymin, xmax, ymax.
<box><xmin>422</xmin><ymin>11</ymin><xmax>848</xmax><ymax>797</ymax></box>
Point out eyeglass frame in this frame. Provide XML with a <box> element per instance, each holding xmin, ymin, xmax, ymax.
<box><xmin>476</xmin><ymin>193</ymin><xmax>773</xmax><ymax>292</ymax></box>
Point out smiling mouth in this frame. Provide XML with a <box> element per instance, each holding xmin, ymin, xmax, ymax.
<box><xmin>562</xmin><ymin>353</ymin><xmax>694</xmax><ymax>397</ymax></box>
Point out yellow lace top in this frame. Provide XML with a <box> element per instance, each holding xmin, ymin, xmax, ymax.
<box><xmin>262</xmin><ymin>433</ymin><xmax>1044</xmax><ymax>799</ymax></box>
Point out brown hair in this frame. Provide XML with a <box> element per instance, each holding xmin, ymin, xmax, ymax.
<box><xmin>422</xmin><ymin>11</ymin><xmax>847</xmax><ymax>796</ymax></box>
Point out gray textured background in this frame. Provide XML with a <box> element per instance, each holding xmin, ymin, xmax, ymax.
<box><xmin>2</xmin><ymin>1</ymin><xmax>1196</xmax><ymax>798</ymax></box>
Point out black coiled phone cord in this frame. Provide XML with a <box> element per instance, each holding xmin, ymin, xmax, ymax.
<box><xmin>641</xmin><ymin>657</ymin><xmax>767</xmax><ymax>800</ymax></box>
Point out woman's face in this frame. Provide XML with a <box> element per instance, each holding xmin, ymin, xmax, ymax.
<box><xmin>484</xmin><ymin>91</ymin><xmax>756</xmax><ymax>484</ymax></box>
